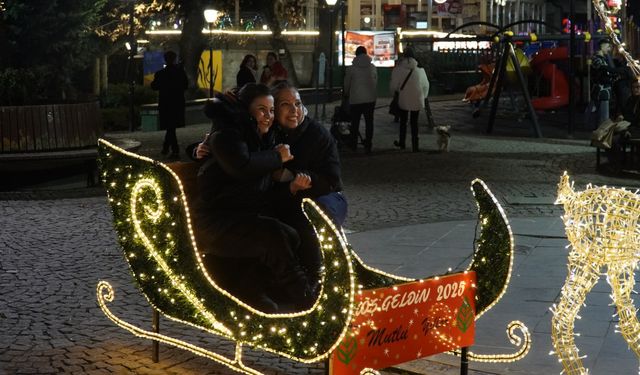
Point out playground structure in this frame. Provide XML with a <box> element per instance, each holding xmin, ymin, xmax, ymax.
<box><xmin>403</xmin><ymin>19</ymin><xmax>614</xmax><ymax>138</ymax></box>
<box><xmin>529</xmin><ymin>46</ymin><xmax>570</xmax><ymax>110</ymax></box>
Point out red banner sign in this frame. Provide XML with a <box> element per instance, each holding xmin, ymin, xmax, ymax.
<box><xmin>330</xmin><ymin>271</ymin><xmax>476</xmax><ymax>374</ymax></box>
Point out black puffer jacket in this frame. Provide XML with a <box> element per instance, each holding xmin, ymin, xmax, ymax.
<box><xmin>196</xmin><ymin>94</ymin><xmax>282</xmax><ymax>216</ymax></box>
<box><xmin>276</xmin><ymin>116</ymin><xmax>342</xmax><ymax>199</ymax></box>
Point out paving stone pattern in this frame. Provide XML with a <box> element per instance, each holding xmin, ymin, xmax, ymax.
<box><xmin>1</xmin><ymin>99</ymin><xmax>637</xmax><ymax>374</ymax></box>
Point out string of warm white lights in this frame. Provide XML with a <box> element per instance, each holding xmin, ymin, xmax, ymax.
<box><xmin>446</xmin><ymin>180</ymin><xmax>531</xmax><ymax>363</ymax></box>
<box><xmin>97</xmin><ymin>138</ymin><xmax>357</xmax><ymax>364</ymax></box>
<box><xmin>552</xmin><ymin>172</ymin><xmax>640</xmax><ymax>375</ymax></box>
<box><xmin>96</xmin><ymin>281</ymin><xmax>261</xmax><ymax>375</ymax></box>
<box><xmin>96</xmin><ymin>138</ymin><xmax>532</xmax><ymax>371</ymax></box>
<box><xmin>592</xmin><ymin>0</ymin><xmax>640</xmax><ymax>79</ymax></box>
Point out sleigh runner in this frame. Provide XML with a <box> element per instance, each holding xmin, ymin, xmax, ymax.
<box><xmin>96</xmin><ymin>138</ymin><xmax>530</xmax><ymax>374</ymax></box>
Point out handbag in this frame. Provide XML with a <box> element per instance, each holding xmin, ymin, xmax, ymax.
<box><xmin>389</xmin><ymin>69</ymin><xmax>413</xmax><ymax>116</ymax></box>
<box><xmin>591</xmin><ymin>119</ymin><xmax>630</xmax><ymax>149</ymax></box>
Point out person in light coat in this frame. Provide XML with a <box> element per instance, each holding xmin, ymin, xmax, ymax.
<box><xmin>344</xmin><ymin>46</ymin><xmax>377</xmax><ymax>153</ymax></box>
<box><xmin>389</xmin><ymin>47</ymin><xmax>430</xmax><ymax>152</ymax></box>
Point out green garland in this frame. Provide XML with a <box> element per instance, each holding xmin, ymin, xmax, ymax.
<box><xmin>98</xmin><ymin>140</ymin><xmax>354</xmax><ymax>361</ymax></box>
<box><xmin>469</xmin><ymin>180</ymin><xmax>513</xmax><ymax>316</ymax></box>
<box><xmin>97</xmin><ymin>140</ymin><xmax>513</xmax><ymax>362</ymax></box>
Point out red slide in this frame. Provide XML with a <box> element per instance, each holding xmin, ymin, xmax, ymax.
<box><xmin>530</xmin><ymin>47</ymin><xmax>570</xmax><ymax>110</ymax></box>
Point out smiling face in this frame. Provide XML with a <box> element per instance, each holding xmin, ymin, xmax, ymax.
<box><xmin>249</xmin><ymin>95</ymin><xmax>275</xmax><ymax>135</ymax></box>
<box><xmin>275</xmin><ymin>88</ymin><xmax>304</xmax><ymax>130</ymax></box>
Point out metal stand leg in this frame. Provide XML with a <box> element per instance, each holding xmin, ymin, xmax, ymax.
<box><xmin>86</xmin><ymin>159</ymin><xmax>96</xmax><ymax>187</ymax></box>
<box><xmin>481</xmin><ymin>51</ymin><xmax>502</xmax><ymax>111</ymax></box>
<box><xmin>424</xmin><ymin>98</ymin><xmax>436</xmax><ymax>128</ymax></box>
<box><xmin>460</xmin><ymin>347</ymin><xmax>469</xmax><ymax>375</ymax></box>
<box><xmin>508</xmin><ymin>43</ymin><xmax>542</xmax><ymax>138</ymax></box>
<box><xmin>152</xmin><ymin>309</ymin><xmax>160</xmax><ymax>363</ymax></box>
<box><xmin>487</xmin><ymin>43</ymin><xmax>510</xmax><ymax>134</ymax></box>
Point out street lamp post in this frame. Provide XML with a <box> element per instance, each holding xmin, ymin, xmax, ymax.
<box><xmin>204</xmin><ymin>8</ymin><xmax>219</xmax><ymax>98</ymax></box>
<box><xmin>127</xmin><ymin>0</ymin><xmax>136</xmax><ymax>132</ymax></box>
<box><xmin>325</xmin><ymin>0</ymin><xmax>339</xmax><ymax>105</ymax></box>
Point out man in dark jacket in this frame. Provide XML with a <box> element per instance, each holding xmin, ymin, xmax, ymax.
<box><xmin>151</xmin><ymin>51</ymin><xmax>188</xmax><ymax>158</ymax></box>
<box><xmin>592</xmin><ymin>39</ymin><xmax>622</xmax><ymax>126</ymax></box>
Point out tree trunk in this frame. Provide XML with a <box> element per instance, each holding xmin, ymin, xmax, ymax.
<box><xmin>263</xmin><ymin>0</ymin><xmax>299</xmax><ymax>86</ymax></box>
<box><xmin>93</xmin><ymin>57</ymin><xmax>101</xmax><ymax>95</ymax></box>
<box><xmin>179</xmin><ymin>5</ymin><xmax>206</xmax><ymax>91</ymax></box>
<box><xmin>101</xmin><ymin>55</ymin><xmax>108</xmax><ymax>94</ymax></box>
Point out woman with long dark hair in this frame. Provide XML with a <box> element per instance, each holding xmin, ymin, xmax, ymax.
<box><xmin>236</xmin><ymin>54</ymin><xmax>257</xmax><ymax>88</ymax></box>
<box><xmin>195</xmin><ymin>83</ymin><xmax>314</xmax><ymax>313</ymax></box>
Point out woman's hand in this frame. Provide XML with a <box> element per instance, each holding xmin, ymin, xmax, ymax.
<box><xmin>289</xmin><ymin>173</ymin><xmax>312</xmax><ymax>195</ymax></box>
<box><xmin>195</xmin><ymin>133</ymin><xmax>211</xmax><ymax>159</ymax></box>
<box><xmin>275</xmin><ymin>144</ymin><xmax>293</xmax><ymax>162</ymax></box>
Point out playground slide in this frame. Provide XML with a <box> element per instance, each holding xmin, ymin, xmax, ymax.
<box><xmin>530</xmin><ymin>46</ymin><xmax>570</xmax><ymax>110</ymax></box>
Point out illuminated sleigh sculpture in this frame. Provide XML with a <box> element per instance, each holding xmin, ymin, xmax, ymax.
<box><xmin>96</xmin><ymin>138</ymin><xmax>530</xmax><ymax>374</ymax></box>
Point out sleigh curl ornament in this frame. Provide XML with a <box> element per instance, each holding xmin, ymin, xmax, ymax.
<box><xmin>96</xmin><ymin>138</ymin><xmax>530</xmax><ymax>373</ymax></box>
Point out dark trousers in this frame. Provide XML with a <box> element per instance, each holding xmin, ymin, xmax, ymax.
<box><xmin>275</xmin><ymin>200</ymin><xmax>322</xmax><ymax>285</ymax></box>
<box><xmin>203</xmin><ymin>215</ymin><xmax>308</xmax><ymax>308</ymax></box>
<box><xmin>398</xmin><ymin>109</ymin><xmax>420</xmax><ymax>150</ymax></box>
<box><xmin>315</xmin><ymin>191</ymin><xmax>348</xmax><ymax>227</ymax></box>
<box><xmin>350</xmin><ymin>102</ymin><xmax>375</xmax><ymax>150</ymax></box>
<box><xmin>163</xmin><ymin>126</ymin><xmax>179</xmax><ymax>154</ymax></box>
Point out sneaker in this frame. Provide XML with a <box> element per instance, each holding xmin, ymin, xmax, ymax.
<box><xmin>393</xmin><ymin>140</ymin><xmax>405</xmax><ymax>149</ymax></box>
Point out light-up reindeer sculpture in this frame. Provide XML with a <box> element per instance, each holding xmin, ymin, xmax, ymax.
<box><xmin>552</xmin><ymin>172</ymin><xmax>640</xmax><ymax>375</ymax></box>
<box><xmin>550</xmin><ymin>1</ymin><xmax>640</xmax><ymax>371</ymax></box>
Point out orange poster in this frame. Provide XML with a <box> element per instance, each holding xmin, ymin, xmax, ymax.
<box><xmin>330</xmin><ymin>271</ymin><xmax>476</xmax><ymax>374</ymax></box>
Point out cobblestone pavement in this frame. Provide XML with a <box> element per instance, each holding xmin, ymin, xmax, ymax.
<box><xmin>1</xmin><ymin>98</ymin><xmax>637</xmax><ymax>374</ymax></box>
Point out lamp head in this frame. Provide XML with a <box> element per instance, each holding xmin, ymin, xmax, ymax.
<box><xmin>204</xmin><ymin>8</ymin><xmax>219</xmax><ymax>23</ymax></box>
<box><xmin>326</xmin><ymin>0</ymin><xmax>338</xmax><ymax>6</ymax></box>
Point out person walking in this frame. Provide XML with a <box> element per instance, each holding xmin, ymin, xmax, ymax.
<box><xmin>344</xmin><ymin>46</ymin><xmax>377</xmax><ymax>153</ymax></box>
<box><xmin>151</xmin><ymin>50</ymin><xmax>189</xmax><ymax>159</ymax></box>
<box><xmin>236</xmin><ymin>54</ymin><xmax>258</xmax><ymax>88</ymax></box>
<box><xmin>389</xmin><ymin>47</ymin><xmax>429</xmax><ymax>152</ymax></box>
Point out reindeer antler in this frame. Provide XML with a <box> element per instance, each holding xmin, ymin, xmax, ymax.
<box><xmin>555</xmin><ymin>171</ymin><xmax>574</xmax><ymax>205</ymax></box>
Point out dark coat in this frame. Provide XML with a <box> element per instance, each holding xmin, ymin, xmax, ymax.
<box><xmin>623</xmin><ymin>95</ymin><xmax>640</xmax><ymax>138</ymax></box>
<box><xmin>150</xmin><ymin>64</ymin><xmax>188</xmax><ymax>129</ymax></box>
<box><xmin>197</xmin><ymin>94</ymin><xmax>282</xmax><ymax>217</ymax></box>
<box><xmin>236</xmin><ymin>66</ymin><xmax>256</xmax><ymax>88</ymax></box>
<box><xmin>276</xmin><ymin>116</ymin><xmax>343</xmax><ymax>200</ymax></box>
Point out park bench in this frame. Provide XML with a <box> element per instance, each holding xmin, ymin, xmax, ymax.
<box><xmin>140</xmin><ymin>98</ymin><xmax>210</xmax><ymax>131</ymax></box>
<box><xmin>595</xmin><ymin>139</ymin><xmax>640</xmax><ymax>174</ymax></box>
<box><xmin>95</xmin><ymin>138</ymin><xmax>530</xmax><ymax>374</ymax></box>
<box><xmin>0</xmin><ymin>102</ymin><xmax>140</xmax><ymax>186</ymax></box>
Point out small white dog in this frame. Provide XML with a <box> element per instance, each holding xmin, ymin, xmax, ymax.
<box><xmin>435</xmin><ymin>125</ymin><xmax>451</xmax><ymax>152</ymax></box>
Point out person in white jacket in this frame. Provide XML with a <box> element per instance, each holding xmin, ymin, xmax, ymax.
<box><xmin>389</xmin><ymin>47</ymin><xmax>430</xmax><ymax>152</ymax></box>
<box><xmin>343</xmin><ymin>46</ymin><xmax>377</xmax><ymax>153</ymax></box>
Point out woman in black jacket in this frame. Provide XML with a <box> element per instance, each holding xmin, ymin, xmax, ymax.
<box><xmin>195</xmin><ymin>83</ymin><xmax>314</xmax><ymax>313</ymax></box>
<box><xmin>270</xmin><ymin>82</ymin><xmax>347</xmax><ymax>288</ymax></box>
<box><xmin>236</xmin><ymin>54</ymin><xmax>257</xmax><ymax>89</ymax></box>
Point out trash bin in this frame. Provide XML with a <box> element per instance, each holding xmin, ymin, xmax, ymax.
<box><xmin>140</xmin><ymin>104</ymin><xmax>159</xmax><ymax>132</ymax></box>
